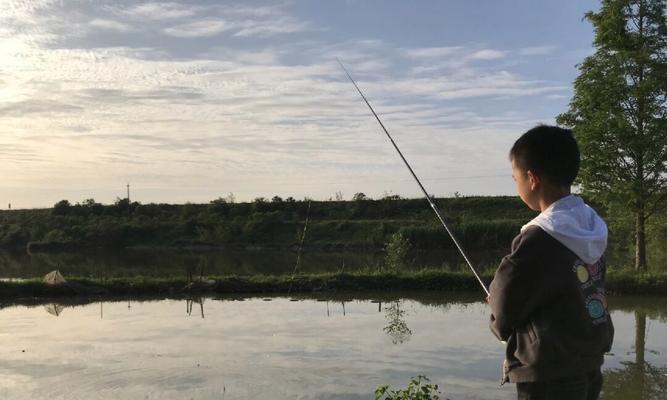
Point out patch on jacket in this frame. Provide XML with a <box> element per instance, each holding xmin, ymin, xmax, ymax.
<box><xmin>573</xmin><ymin>259</ymin><xmax>609</xmax><ymax>325</ymax></box>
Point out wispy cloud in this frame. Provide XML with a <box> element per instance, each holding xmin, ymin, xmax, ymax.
<box><xmin>401</xmin><ymin>46</ymin><xmax>464</xmax><ymax>59</ymax></box>
<box><xmin>0</xmin><ymin>0</ymin><xmax>574</xmax><ymax>206</ymax></box>
<box><xmin>163</xmin><ymin>19</ymin><xmax>230</xmax><ymax>38</ymax></box>
<box><xmin>0</xmin><ymin>99</ymin><xmax>83</xmax><ymax>116</ymax></box>
<box><xmin>121</xmin><ymin>2</ymin><xmax>197</xmax><ymax>20</ymax></box>
<box><xmin>470</xmin><ymin>49</ymin><xmax>506</xmax><ymax>60</ymax></box>
<box><xmin>234</xmin><ymin>17</ymin><xmax>312</xmax><ymax>37</ymax></box>
<box><xmin>89</xmin><ymin>18</ymin><xmax>134</xmax><ymax>32</ymax></box>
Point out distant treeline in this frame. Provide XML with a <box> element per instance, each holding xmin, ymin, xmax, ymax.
<box><xmin>0</xmin><ymin>196</ymin><xmax>664</xmax><ymax>265</ymax></box>
<box><xmin>0</xmin><ymin>196</ymin><xmax>536</xmax><ymax>252</ymax></box>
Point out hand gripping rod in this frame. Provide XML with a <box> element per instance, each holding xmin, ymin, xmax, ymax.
<box><xmin>337</xmin><ymin>59</ymin><xmax>489</xmax><ymax>297</ymax></box>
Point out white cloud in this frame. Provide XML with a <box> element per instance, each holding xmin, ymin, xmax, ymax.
<box><xmin>163</xmin><ymin>19</ymin><xmax>229</xmax><ymax>37</ymax></box>
<box><xmin>470</xmin><ymin>49</ymin><xmax>506</xmax><ymax>60</ymax></box>
<box><xmin>0</xmin><ymin>1</ymin><xmax>570</xmax><ymax>206</ymax></box>
<box><xmin>89</xmin><ymin>18</ymin><xmax>134</xmax><ymax>32</ymax></box>
<box><xmin>402</xmin><ymin>46</ymin><xmax>464</xmax><ymax>59</ymax></box>
<box><xmin>124</xmin><ymin>2</ymin><xmax>197</xmax><ymax>20</ymax></box>
<box><xmin>233</xmin><ymin>17</ymin><xmax>311</xmax><ymax>37</ymax></box>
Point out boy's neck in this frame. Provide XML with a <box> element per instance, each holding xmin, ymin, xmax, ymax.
<box><xmin>538</xmin><ymin>188</ymin><xmax>571</xmax><ymax>212</ymax></box>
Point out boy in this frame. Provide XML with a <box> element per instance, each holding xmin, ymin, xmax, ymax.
<box><xmin>489</xmin><ymin>125</ymin><xmax>614</xmax><ymax>399</ymax></box>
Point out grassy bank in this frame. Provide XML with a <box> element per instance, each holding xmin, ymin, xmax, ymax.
<box><xmin>1</xmin><ymin>270</ymin><xmax>665</xmax><ymax>300</ymax></box>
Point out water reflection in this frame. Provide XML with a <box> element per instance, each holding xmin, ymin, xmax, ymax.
<box><xmin>186</xmin><ymin>298</ymin><xmax>205</xmax><ymax>318</ymax></box>
<box><xmin>383</xmin><ymin>300</ymin><xmax>412</xmax><ymax>344</ymax></box>
<box><xmin>602</xmin><ymin>310</ymin><xmax>667</xmax><ymax>399</ymax></box>
<box><xmin>0</xmin><ymin>294</ymin><xmax>664</xmax><ymax>400</ymax></box>
<box><xmin>44</xmin><ymin>303</ymin><xmax>65</xmax><ymax>317</ymax></box>
<box><xmin>604</xmin><ymin>362</ymin><xmax>667</xmax><ymax>399</ymax></box>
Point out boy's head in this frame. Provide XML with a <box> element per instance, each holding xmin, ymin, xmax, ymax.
<box><xmin>509</xmin><ymin>125</ymin><xmax>580</xmax><ymax>211</ymax></box>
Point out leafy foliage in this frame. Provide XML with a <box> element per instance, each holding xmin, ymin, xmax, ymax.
<box><xmin>375</xmin><ymin>376</ymin><xmax>446</xmax><ymax>400</ymax></box>
<box><xmin>1</xmin><ymin>195</ymin><xmax>663</xmax><ymax>270</ymax></box>
<box><xmin>557</xmin><ymin>0</ymin><xmax>667</xmax><ymax>269</ymax></box>
<box><xmin>0</xmin><ymin>196</ymin><xmax>532</xmax><ymax>252</ymax></box>
<box><xmin>385</xmin><ymin>232</ymin><xmax>411</xmax><ymax>271</ymax></box>
<box><xmin>383</xmin><ymin>300</ymin><xmax>412</xmax><ymax>344</ymax></box>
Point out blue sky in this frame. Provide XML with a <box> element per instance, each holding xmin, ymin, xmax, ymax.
<box><xmin>0</xmin><ymin>0</ymin><xmax>600</xmax><ymax>208</ymax></box>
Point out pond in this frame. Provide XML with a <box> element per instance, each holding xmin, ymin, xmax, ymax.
<box><xmin>0</xmin><ymin>293</ymin><xmax>664</xmax><ymax>399</ymax></box>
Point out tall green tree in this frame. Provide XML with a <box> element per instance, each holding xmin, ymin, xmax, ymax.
<box><xmin>557</xmin><ymin>0</ymin><xmax>667</xmax><ymax>270</ymax></box>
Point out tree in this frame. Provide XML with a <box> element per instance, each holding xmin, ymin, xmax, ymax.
<box><xmin>385</xmin><ymin>232</ymin><xmax>411</xmax><ymax>271</ymax></box>
<box><xmin>52</xmin><ymin>200</ymin><xmax>72</xmax><ymax>216</ymax></box>
<box><xmin>114</xmin><ymin>197</ymin><xmax>131</xmax><ymax>215</ymax></box>
<box><xmin>352</xmin><ymin>192</ymin><xmax>368</xmax><ymax>201</ymax></box>
<box><xmin>557</xmin><ymin>0</ymin><xmax>667</xmax><ymax>270</ymax></box>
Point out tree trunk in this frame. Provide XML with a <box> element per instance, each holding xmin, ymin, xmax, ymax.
<box><xmin>635</xmin><ymin>207</ymin><xmax>647</xmax><ymax>271</ymax></box>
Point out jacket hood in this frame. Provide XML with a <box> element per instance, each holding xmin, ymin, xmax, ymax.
<box><xmin>521</xmin><ymin>195</ymin><xmax>608</xmax><ymax>264</ymax></box>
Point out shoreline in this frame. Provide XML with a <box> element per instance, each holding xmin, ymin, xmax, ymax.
<box><xmin>0</xmin><ymin>270</ymin><xmax>665</xmax><ymax>300</ymax></box>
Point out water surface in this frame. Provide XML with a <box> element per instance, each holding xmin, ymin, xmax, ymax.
<box><xmin>0</xmin><ymin>293</ymin><xmax>664</xmax><ymax>399</ymax></box>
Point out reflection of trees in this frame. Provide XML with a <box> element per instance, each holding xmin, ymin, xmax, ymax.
<box><xmin>44</xmin><ymin>303</ymin><xmax>65</xmax><ymax>316</ymax></box>
<box><xmin>604</xmin><ymin>362</ymin><xmax>667</xmax><ymax>399</ymax></box>
<box><xmin>186</xmin><ymin>298</ymin><xmax>205</xmax><ymax>318</ymax></box>
<box><xmin>383</xmin><ymin>300</ymin><xmax>412</xmax><ymax>344</ymax></box>
<box><xmin>603</xmin><ymin>310</ymin><xmax>667</xmax><ymax>400</ymax></box>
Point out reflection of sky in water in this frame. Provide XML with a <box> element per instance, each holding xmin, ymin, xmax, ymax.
<box><xmin>0</xmin><ymin>297</ymin><xmax>664</xmax><ymax>400</ymax></box>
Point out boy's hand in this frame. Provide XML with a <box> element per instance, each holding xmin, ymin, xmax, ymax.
<box><xmin>486</xmin><ymin>295</ymin><xmax>491</xmax><ymax>304</ymax></box>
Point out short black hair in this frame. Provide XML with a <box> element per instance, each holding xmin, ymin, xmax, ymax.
<box><xmin>510</xmin><ymin>125</ymin><xmax>580</xmax><ymax>187</ymax></box>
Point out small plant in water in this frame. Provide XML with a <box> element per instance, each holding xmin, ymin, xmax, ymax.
<box><xmin>375</xmin><ymin>375</ymin><xmax>446</xmax><ymax>400</ymax></box>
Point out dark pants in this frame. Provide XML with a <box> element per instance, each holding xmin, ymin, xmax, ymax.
<box><xmin>516</xmin><ymin>369</ymin><xmax>603</xmax><ymax>400</ymax></box>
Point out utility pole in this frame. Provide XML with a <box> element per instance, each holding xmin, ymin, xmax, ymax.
<box><xmin>126</xmin><ymin>183</ymin><xmax>131</xmax><ymax>217</ymax></box>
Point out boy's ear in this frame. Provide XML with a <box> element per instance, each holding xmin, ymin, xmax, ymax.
<box><xmin>526</xmin><ymin>170</ymin><xmax>540</xmax><ymax>191</ymax></box>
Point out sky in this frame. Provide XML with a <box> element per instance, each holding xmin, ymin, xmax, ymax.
<box><xmin>0</xmin><ymin>0</ymin><xmax>601</xmax><ymax>208</ymax></box>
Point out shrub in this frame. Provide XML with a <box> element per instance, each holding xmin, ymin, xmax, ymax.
<box><xmin>385</xmin><ymin>232</ymin><xmax>411</xmax><ymax>271</ymax></box>
<box><xmin>375</xmin><ymin>376</ymin><xmax>445</xmax><ymax>400</ymax></box>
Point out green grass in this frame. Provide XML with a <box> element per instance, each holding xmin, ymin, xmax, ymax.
<box><xmin>606</xmin><ymin>269</ymin><xmax>667</xmax><ymax>295</ymax></box>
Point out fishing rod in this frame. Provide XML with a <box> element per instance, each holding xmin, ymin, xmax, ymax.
<box><xmin>337</xmin><ymin>58</ymin><xmax>489</xmax><ymax>297</ymax></box>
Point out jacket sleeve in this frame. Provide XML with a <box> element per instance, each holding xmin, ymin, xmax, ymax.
<box><xmin>489</xmin><ymin>229</ymin><xmax>551</xmax><ymax>341</ymax></box>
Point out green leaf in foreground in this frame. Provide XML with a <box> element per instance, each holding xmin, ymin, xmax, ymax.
<box><xmin>375</xmin><ymin>375</ymin><xmax>448</xmax><ymax>400</ymax></box>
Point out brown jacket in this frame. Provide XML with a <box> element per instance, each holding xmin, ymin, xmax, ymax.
<box><xmin>489</xmin><ymin>225</ymin><xmax>614</xmax><ymax>383</ymax></box>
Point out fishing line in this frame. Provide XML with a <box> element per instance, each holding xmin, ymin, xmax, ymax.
<box><xmin>337</xmin><ymin>58</ymin><xmax>489</xmax><ymax>297</ymax></box>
